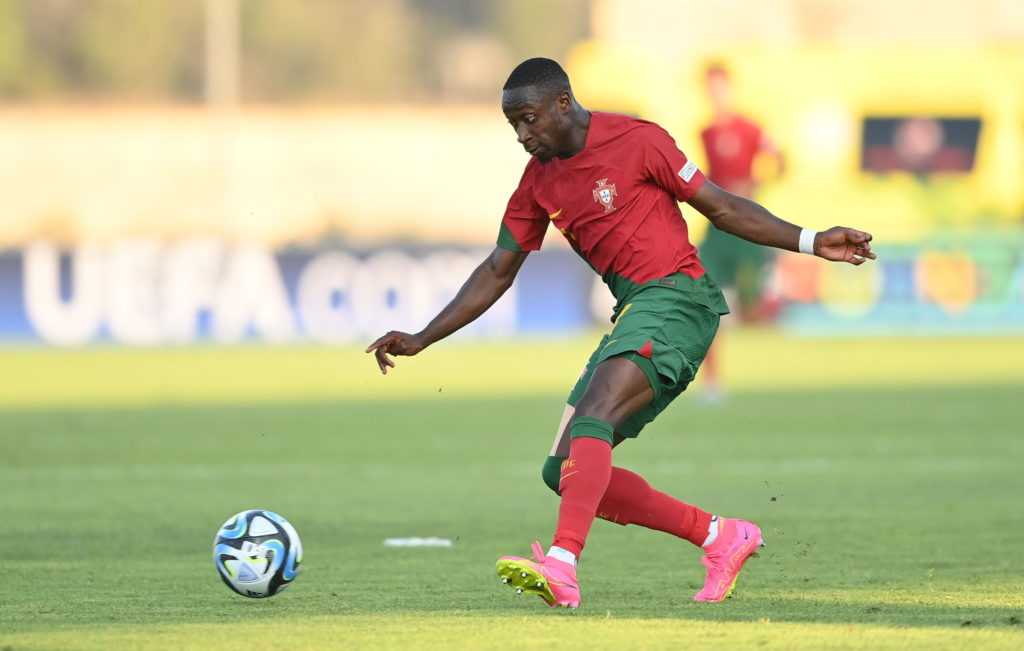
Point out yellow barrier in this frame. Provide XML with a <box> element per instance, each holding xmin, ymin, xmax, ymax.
<box><xmin>569</xmin><ymin>43</ymin><xmax>1024</xmax><ymax>242</ymax></box>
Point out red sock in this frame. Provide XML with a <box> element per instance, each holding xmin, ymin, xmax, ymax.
<box><xmin>552</xmin><ymin>436</ymin><xmax>612</xmax><ymax>558</ymax></box>
<box><xmin>596</xmin><ymin>466</ymin><xmax>713</xmax><ymax>547</ymax></box>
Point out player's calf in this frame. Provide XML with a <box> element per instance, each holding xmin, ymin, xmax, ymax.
<box><xmin>541</xmin><ymin>455</ymin><xmax>565</xmax><ymax>495</ymax></box>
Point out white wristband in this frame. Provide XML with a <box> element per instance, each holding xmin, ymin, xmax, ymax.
<box><xmin>798</xmin><ymin>229</ymin><xmax>817</xmax><ymax>255</ymax></box>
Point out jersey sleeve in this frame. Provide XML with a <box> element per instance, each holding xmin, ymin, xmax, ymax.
<box><xmin>497</xmin><ymin>163</ymin><xmax>547</xmax><ymax>252</ymax></box>
<box><xmin>640</xmin><ymin>124</ymin><xmax>707</xmax><ymax>202</ymax></box>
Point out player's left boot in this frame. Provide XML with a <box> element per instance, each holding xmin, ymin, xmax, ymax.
<box><xmin>693</xmin><ymin>517</ymin><xmax>765</xmax><ymax>602</ymax></box>
<box><xmin>496</xmin><ymin>541</ymin><xmax>581</xmax><ymax>609</ymax></box>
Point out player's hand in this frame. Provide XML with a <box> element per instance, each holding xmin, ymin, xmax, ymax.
<box><xmin>814</xmin><ymin>227</ymin><xmax>876</xmax><ymax>265</ymax></box>
<box><xmin>365</xmin><ymin>331</ymin><xmax>426</xmax><ymax>375</ymax></box>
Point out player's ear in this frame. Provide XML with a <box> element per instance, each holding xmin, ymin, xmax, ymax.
<box><xmin>556</xmin><ymin>91</ymin><xmax>572</xmax><ymax>112</ymax></box>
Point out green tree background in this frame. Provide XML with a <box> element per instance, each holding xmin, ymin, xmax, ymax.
<box><xmin>0</xmin><ymin>0</ymin><xmax>589</xmax><ymax>103</ymax></box>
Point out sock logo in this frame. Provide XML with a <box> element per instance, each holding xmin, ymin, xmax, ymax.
<box><xmin>559</xmin><ymin>459</ymin><xmax>579</xmax><ymax>486</ymax></box>
<box><xmin>597</xmin><ymin>511</ymin><xmax>620</xmax><ymax>523</ymax></box>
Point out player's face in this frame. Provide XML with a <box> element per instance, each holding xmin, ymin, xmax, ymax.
<box><xmin>502</xmin><ymin>87</ymin><xmax>572</xmax><ymax>161</ymax></box>
<box><xmin>705</xmin><ymin>71</ymin><xmax>732</xmax><ymax>113</ymax></box>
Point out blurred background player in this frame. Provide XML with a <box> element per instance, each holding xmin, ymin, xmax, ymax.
<box><xmin>698</xmin><ymin>63</ymin><xmax>785</xmax><ymax>401</ymax></box>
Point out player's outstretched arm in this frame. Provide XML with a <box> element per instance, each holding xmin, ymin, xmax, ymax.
<box><xmin>687</xmin><ymin>181</ymin><xmax>876</xmax><ymax>265</ymax></box>
<box><xmin>365</xmin><ymin>246</ymin><xmax>530</xmax><ymax>374</ymax></box>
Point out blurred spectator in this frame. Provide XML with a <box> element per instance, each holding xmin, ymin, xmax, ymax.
<box><xmin>697</xmin><ymin>63</ymin><xmax>784</xmax><ymax>400</ymax></box>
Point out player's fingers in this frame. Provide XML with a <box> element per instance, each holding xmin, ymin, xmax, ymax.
<box><xmin>376</xmin><ymin>354</ymin><xmax>393</xmax><ymax>374</ymax></box>
<box><xmin>847</xmin><ymin>228</ymin><xmax>872</xmax><ymax>244</ymax></box>
<box><xmin>851</xmin><ymin>239</ymin><xmax>876</xmax><ymax>261</ymax></box>
<box><xmin>373</xmin><ymin>346</ymin><xmax>393</xmax><ymax>373</ymax></box>
<box><xmin>365</xmin><ymin>336</ymin><xmax>389</xmax><ymax>353</ymax></box>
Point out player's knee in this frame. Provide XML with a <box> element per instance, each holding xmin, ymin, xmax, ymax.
<box><xmin>542</xmin><ymin>455</ymin><xmax>565</xmax><ymax>495</ymax></box>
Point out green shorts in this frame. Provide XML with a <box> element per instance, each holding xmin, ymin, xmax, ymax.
<box><xmin>567</xmin><ymin>272</ymin><xmax>728</xmax><ymax>438</ymax></box>
<box><xmin>699</xmin><ymin>224</ymin><xmax>768</xmax><ymax>304</ymax></box>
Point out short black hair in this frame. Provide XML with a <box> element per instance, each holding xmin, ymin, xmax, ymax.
<box><xmin>705</xmin><ymin>62</ymin><xmax>730</xmax><ymax>79</ymax></box>
<box><xmin>503</xmin><ymin>58</ymin><xmax>571</xmax><ymax>95</ymax></box>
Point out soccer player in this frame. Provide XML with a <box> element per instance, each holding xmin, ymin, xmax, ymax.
<box><xmin>366</xmin><ymin>58</ymin><xmax>874</xmax><ymax>609</ymax></box>
<box><xmin>698</xmin><ymin>63</ymin><xmax>786</xmax><ymax>400</ymax></box>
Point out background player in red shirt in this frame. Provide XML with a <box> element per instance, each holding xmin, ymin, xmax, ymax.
<box><xmin>367</xmin><ymin>58</ymin><xmax>874</xmax><ymax>608</ymax></box>
<box><xmin>699</xmin><ymin>63</ymin><xmax>786</xmax><ymax>400</ymax></box>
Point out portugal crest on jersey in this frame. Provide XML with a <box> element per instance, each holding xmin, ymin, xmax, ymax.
<box><xmin>592</xmin><ymin>178</ymin><xmax>618</xmax><ymax>213</ymax></box>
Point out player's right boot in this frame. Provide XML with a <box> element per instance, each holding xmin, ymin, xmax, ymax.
<box><xmin>496</xmin><ymin>541</ymin><xmax>581</xmax><ymax>609</ymax></box>
<box><xmin>693</xmin><ymin>517</ymin><xmax>765</xmax><ymax>602</ymax></box>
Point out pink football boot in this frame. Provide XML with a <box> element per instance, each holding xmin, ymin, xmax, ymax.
<box><xmin>694</xmin><ymin>517</ymin><xmax>765</xmax><ymax>602</ymax></box>
<box><xmin>496</xmin><ymin>541</ymin><xmax>581</xmax><ymax>609</ymax></box>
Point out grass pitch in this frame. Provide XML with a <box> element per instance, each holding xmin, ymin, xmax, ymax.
<box><xmin>1</xmin><ymin>332</ymin><xmax>1023</xmax><ymax>650</ymax></box>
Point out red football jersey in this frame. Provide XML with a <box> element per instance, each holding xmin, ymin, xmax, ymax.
<box><xmin>497</xmin><ymin>112</ymin><xmax>707</xmax><ymax>299</ymax></box>
<box><xmin>700</xmin><ymin>115</ymin><xmax>763</xmax><ymax>187</ymax></box>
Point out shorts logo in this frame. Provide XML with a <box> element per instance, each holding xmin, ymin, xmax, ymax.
<box><xmin>592</xmin><ymin>178</ymin><xmax>618</xmax><ymax>213</ymax></box>
<box><xmin>678</xmin><ymin>160</ymin><xmax>698</xmax><ymax>183</ymax></box>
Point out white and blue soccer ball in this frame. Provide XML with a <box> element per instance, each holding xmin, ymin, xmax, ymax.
<box><xmin>213</xmin><ymin>510</ymin><xmax>302</xmax><ymax>598</ymax></box>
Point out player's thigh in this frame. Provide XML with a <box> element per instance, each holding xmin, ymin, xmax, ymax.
<box><xmin>555</xmin><ymin>331</ymin><xmax>649</xmax><ymax>455</ymax></box>
<box><xmin>573</xmin><ymin>356</ymin><xmax>655</xmax><ymax>431</ymax></box>
<box><xmin>549</xmin><ymin>404</ymin><xmax>575</xmax><ymax>457</ymax></box>
<box><xmin>549</xmin><ymin>403</ymin><xmax>629</xmax><ymax>457</ymax></box>
<box><xmin>555</xmin><ymin>332</ymin><xmax>608</xmax><ymax>455</ymax></box>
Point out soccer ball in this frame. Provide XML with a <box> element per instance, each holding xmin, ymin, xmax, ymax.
<box><xmin>213</xmin><ymin>510</ymin><xmax>302</xmax><ymax>598</ymax></box>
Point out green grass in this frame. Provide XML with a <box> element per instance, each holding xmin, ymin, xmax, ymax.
<box><xmin>1</xmin><ymin>334</ymin><xmax>1023</xmax><ymax>649</ymax></box>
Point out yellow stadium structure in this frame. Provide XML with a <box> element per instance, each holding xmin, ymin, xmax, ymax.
<box><xmin>568</xmin><ymin>42</ymin><xmax>1024</xmax><ymax>242</ymax></box>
